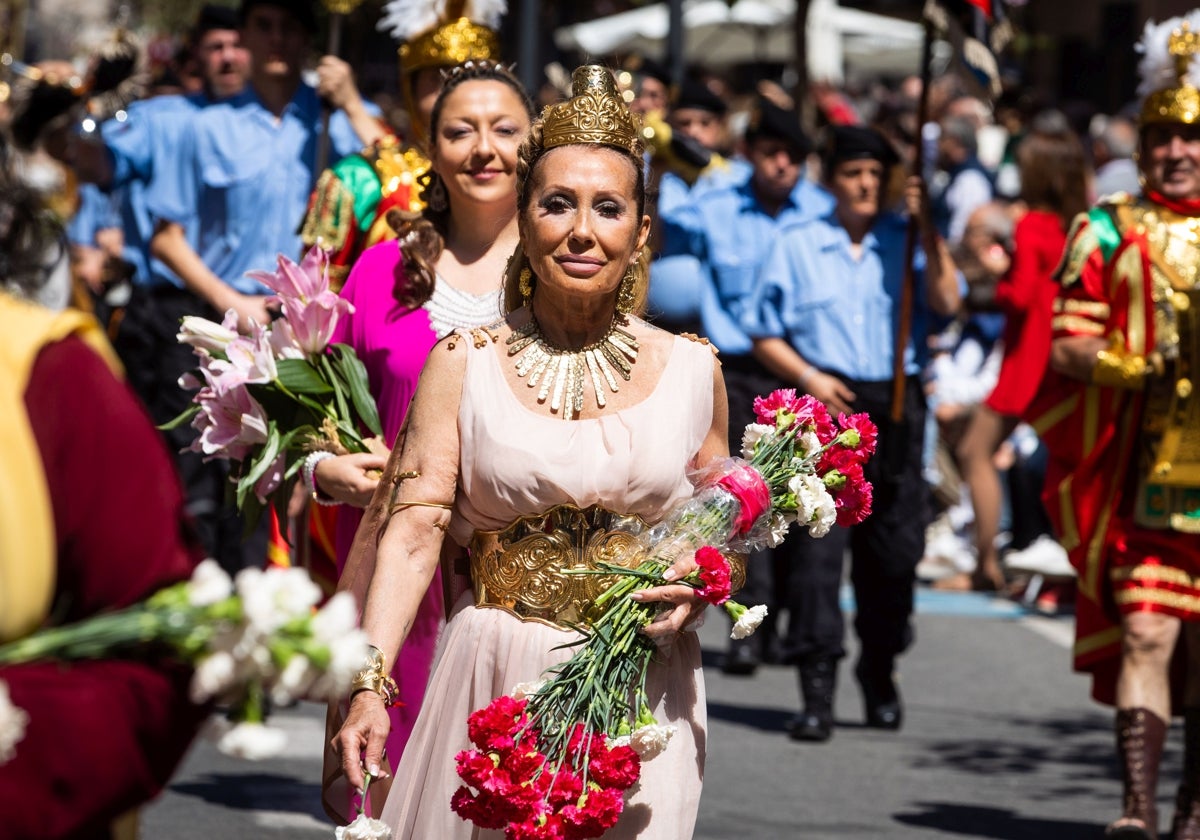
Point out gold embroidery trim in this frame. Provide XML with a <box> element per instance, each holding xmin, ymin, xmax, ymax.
<box><xmin>1112</xmin><ymin>563</ymin><xmax>1197</xmax><ymax>587</ymax></box>
<box><xmin>1114</xmin><ymin>586</ymin><xmax>1200</xmax><ymax>613</ymax></box>
<box><xmin>1055</xmin><ymin>299</ymin><xmax>1111</xmax><ymax>319</ymax></box>
<box><xmin>1052</xmin><ymin>314</ymin><xmax>1106</xmax><ymax>336</ymax></box>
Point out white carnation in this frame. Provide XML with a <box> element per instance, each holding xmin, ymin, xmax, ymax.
<box><xmin>806</xmin><ymin>484</ymin><xmax>837</xmax><ymax>539</ymax></box>
<box><xmin>740</xmin><ymin>423</ymin><xmax>776</xmax><ymax>459</ymax></box>
<box><xmin>628</xmin><ymin>723</ymin><xmax>677</xmax><ymax>761</ymax></box>
<box><xmin>335</xmin><ymin>813</ymin><xmax>393</xmax><ymax>840</ymax></box>
<box><xmin>308</xmin><ymin>629</ymin><xmax>370</xmax><ymax>701</ymax></box>
<box><xmin>190</xmin><ymin>650</ymin><xmax>238</xmax><ymax>703</ymax></box>
<box><xmin>789</xmin><ymin>473</ymin><xmax>837</xmax><ymax>538</ymax></box>
<box><xmin>731</xmin><ymin>604</ymin><xmax>769</xmax><ymax>640</ymax></box>
<box><xmin>187</xmin><ymin>559</ymin><xmax>234</xmax><ymax>607</ymax></box>
<box><xmin>765</xmin><ymin>511</ymin><xmax>791</xmax><ymax>548</ymax></box>
<box><xmin>510</xmin><ymin>680</ymin><xmax>547</xmax><ymax>700</ymax></box>
<box><xmin>236</xmin><ymin>566</ymin><xmax>322</xmax><ymax>633</ymax></box>
<box><xmin>798</xmin><ymin>431</ymin><xmax>823</xmax><ymax>459</ymax></box>
<box><xmin>215</xmin><ymin>721</ymin><xmax>288</xmax><ymax>760</ymax></box>
<box><xmin>270</xmin><ymin>654</ymin><xmax>317</xmax><ymax>706</ymax></box>
<box><xmin>311</xmin><ymin>591</ymin><xmax>359</xmax><ymax>642</ymax></box>
<box><xmin>0</xmin><ymin>680</ymin><xmax>28</xmax><ymax>765</ymax></box>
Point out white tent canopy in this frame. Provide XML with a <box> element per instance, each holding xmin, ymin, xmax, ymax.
<box><xmin>554</xmin><ymin>0</ymin><xmax>924</xmax><ymax>83</ymax></box>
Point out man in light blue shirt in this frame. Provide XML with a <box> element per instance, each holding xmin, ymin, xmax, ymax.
<box><xmin>150</xmin><ymin>0</ymin><xmax>379</xmax><ymax>331</ymax></box>
<box><xmin>654</xmin><ymin>97</ymin><xmax>832</xmax><ymax>675</ymax></box>
<box><xmin>743</xmin><ymin>125</ymin><xmax>960</xmax><ymax>742</ymax></box>
<box><xmin>141</xmin><ymin>0</ymin><xmax>378</xmax><ymax>573</ymax></box>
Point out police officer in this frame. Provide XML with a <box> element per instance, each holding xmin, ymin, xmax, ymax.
<box><xmin>742</xmin><ymin>126</ymin><xmax>960</xmax><ymax>740</ymax></box>
<box><xmin>655</xmin><ymin>97</ymin><xmax>832</xmax><ymax>673</ymax></box>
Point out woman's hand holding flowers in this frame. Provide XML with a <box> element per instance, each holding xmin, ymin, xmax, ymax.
<box><xmin>336</xmin><ymin>689</ymin><xmax>393</xmax><ymax>792</ymax></box>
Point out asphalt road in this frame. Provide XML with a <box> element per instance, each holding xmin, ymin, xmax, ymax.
<box><xmin>141</xmin><ymin>589</ymin><xmax>1145</xmax><ymax>839</ymax></box>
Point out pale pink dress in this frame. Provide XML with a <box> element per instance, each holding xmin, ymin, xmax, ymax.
<box><xmin>381</xmin><ymin>331</ymin><xmax>715</xmax><ymax>839</ymax></box>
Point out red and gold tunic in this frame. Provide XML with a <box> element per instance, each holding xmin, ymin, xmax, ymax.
<box><xmin>1030</xmin><ymin>191</ymin><xmax>1200</xmax><ymax>705</ymax></box>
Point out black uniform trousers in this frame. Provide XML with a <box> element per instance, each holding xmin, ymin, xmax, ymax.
<box><xmin>112</xmin><ymin>284</ymin><xmax>268</xmax><ymax>574</ymax></box>
<box><xmin>777</xmin><ymin>373</ymin><xmax>929</xmax><ymax>670</ymax></box>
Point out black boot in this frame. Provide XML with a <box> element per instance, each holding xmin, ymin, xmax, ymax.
<box><xmin>721</xmin><ymin>638</ymin><xmax>759</xmax><ymax>676</ymax></box>
<box><xmin>1171</xmin><ymin>707</ymin><xmax>1200</xmax><ymax>840</ymax></box>
<box><xmin>855</xmin><ymin>657</ymin><xmax>903</xmax><ymax>730</ymax></box>
<box><xmin>1105</xmin><ymin>707</ymin><xmax>1165</xmax><ymax>839</ymax></box>
<box><xmin>788</xmin><ymin>657</ymin><xmax>837</xmax><ymax>742</ymax></box>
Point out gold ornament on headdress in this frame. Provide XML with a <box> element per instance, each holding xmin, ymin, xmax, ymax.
<box><xmin>401</xmin><ymin>17</ymin><xmax>499</xmax><ymax>72</ymax></box>
<box><xmin>1142</xmin><ymin>21</ymin><xmax>1200</xmax><ymax>125</ymax></box>
<box><xmin>541</xmin><ymin>65</ymin><xmax>645</xmax><ymax>158</ymax></box>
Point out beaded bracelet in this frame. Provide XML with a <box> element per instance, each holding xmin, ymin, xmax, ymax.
<box><xmin>302</xmin><ymin>450</ymin><xmax>338</xmax><ymax>505</ymax></box>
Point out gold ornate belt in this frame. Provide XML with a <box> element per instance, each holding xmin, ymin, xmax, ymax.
<box><xmin>468</xmin><ymin>504</ymin><xmax>650</xmax><ymax>630</ymax></box>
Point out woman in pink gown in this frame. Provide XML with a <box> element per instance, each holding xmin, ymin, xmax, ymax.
<box><xmin>309</xmin><ymin>61</ymin><xmax>534</xmax><ymax>780</ymax></box>
<box><xmin>336</xmin><ymin>65</ymin><xmax>730</xmax><ymax>839</ymax></box>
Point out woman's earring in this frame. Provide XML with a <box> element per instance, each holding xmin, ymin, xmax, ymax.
<box><xmin>518</xmin><ymin>267</ymin><xmax>534</xmax><ymax>303</ymax></box>
<box><xmin>616</xmin><ymin>267</ymin><xmax>636</xmax><ymax>314</ymax></box>
<box><xmin>429</xmin><ymin>176</ymin><xmax>448</xmax><ymax>212</ymax></box>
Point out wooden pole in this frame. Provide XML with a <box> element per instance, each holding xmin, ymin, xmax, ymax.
<box><xmin>889</xmin><ymin>17</ymin><xmax>934</xmax><ymax>424</ymax></box>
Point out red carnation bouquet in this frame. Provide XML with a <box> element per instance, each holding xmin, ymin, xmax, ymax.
<box><xmin>451</xmin><ymin>390</ymin><xmax>877</xmax><ymax>838</ymax></box>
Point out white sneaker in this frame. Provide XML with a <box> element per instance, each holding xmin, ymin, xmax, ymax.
<box><xmin>1003</xmin><ymin>535</ymin><xmax>1075</xmax><ymax>579</ymax></box>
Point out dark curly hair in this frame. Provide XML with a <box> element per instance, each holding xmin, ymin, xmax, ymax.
<box><xmin>0</xmin><ymin>130</ymin><xmax>66</xmax><ymax>298</ymax></box>
<box><xmin>385</xmin><ymin>60</ymin><xmax>534</xmax><ymax>310</ymax></box>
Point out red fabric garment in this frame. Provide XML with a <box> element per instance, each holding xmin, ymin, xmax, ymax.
<box><xmin>0</xmin><ymin>337</ymin><xmax>207</xmax><ymax>839</ymax></box>
<box><xmin>1026</xmin><ymin>202</ymin><xmax>1158</xmax><ymax>707</ymax></box>
<box><xmin>984</xmin><ymin>210</ymin><xmax>1067</xmax><ymax>417</ymax></box>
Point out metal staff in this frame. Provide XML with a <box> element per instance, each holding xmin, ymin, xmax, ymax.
<box><xmin>314</xmin><ymin>0</ymin><xmax>364</xmax><ymax>183</ymax></box>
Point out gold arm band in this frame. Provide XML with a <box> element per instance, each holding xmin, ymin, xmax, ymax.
<box><xmin>389</xmin><ymin>501</ymin><xmax>454</xmax><ymax>515</ymax></box>
<box><xmin>349</xmin><ymin>645</ymin><xmax>399</xmax><ymax>706</ymax></box>
<box><xmin>726</xmin><ymin>553</ymin><xmax>748</xmax><ymax>595</ymax></box>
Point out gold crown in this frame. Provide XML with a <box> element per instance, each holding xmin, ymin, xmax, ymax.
<box><xmin>1143</xmin><ymin>21</ymin><xmax>1200</xmax><ymax>125</ymax></box>
<box><xmin>541</xmin><ymin>65</ymin><xmax>644</xmax><ymax>158</ymax></box>
<box><xmin>400</xmin><ymin>17</ymin><xmax>499</xmax><ymax>74</ymax></box>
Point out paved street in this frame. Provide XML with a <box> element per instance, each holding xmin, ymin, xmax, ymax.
<box><xmin>142</xmin><ymin>589</ymin><xmax>1147</xmax><ymax>839</ymax></box>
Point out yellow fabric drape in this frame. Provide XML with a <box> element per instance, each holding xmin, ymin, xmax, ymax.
<box><xmin>0</xmin><ymin>292</ymin><xmax>122</xmax><ymax>642</ymax></box>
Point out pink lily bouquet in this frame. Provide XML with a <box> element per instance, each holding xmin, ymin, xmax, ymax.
<box><xmin>165</xmin><ymin>246</ymin><xmax>380</xmax><ymax>527</ymax></box>
<box><xmin>451</xmin><ymin>390</ymin><xmax>877</xmax><ymax>839</ymax></box>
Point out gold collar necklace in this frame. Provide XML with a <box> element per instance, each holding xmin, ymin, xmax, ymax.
<box><xmin>505</xmin><ymin>312</ymin><xmax>639</xmax><ymax>419</ymax></box>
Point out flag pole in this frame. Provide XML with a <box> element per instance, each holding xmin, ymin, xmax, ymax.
<box><xmin>889</xmin><ymin>15</ymin><xmax>935</xmax><ymax>425</ymax></box>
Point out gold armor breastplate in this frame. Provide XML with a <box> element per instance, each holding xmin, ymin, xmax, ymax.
<box><xmin>1123</xmin><ymin>205</ymin><xmax>1200</xmax><ymax>528</ymax></box>
<box><xmin>469</xmin><ymin>505</ymin><xmax>649</xmax><ymax>629</ymax></box>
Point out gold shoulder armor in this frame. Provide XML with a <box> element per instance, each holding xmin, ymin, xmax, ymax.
<box><xmin>372</xmin><ymin>140</ymin><xmax>431</xmax><ymax>213</ymax></box>
<box><xmin>679</xmin><ymin>332</ymin><xmax>719</xmax><ymax>355</ymax></box>
<box><xmin>1056</xmin><ymin>211</ymin><xmax>1100</xmax><ymax>289</ymax></box>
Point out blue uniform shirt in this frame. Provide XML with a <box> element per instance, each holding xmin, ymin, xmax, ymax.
<box><xmin>67</xmin><ymin>183</ymin><xmax>120</xmax><ymax>247</ymax></box>
<box><xmin>104</xmin><ymin>93</ymin><xmax>207</xmax><ymax>288</ymax></box>
<box><xmin>148</xmin><ymin>83</ymin><xmax>371</xmax><ymax>294</ymax></box>
<box><xmin>742</xmin><ymin>211</ymin><xmax>937</xmax><ymax>380</ymax></box>
<box><xmin>658</xmin><ymin>176</ymin><xmax>834</xmax><ymax>355</ymax></box>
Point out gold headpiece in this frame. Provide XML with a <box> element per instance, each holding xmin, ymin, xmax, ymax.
<box><xmin>400</xmin><ymin>17</ymin><xmax>500</xmax><ymax>73</ymax></box>
<box><xmin>1139</xmin><ymin>17</ymin><xmax>1200</xmax><ymax>125</ymax></box>
<box><xmin>379</xmin><ymin>0</ymin><xmax>503</xmax><ymax>74</ymax></box>
<box><xmin>541</xmin><ymin>65</ymin><xmax>644</xmax><ymax>159</ymax></box>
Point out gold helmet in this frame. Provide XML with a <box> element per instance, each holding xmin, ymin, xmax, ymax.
<box><xmin>378</xmin><ymin>0</ymin><xmax>503</xmax><ymax>76</ymax></box>
<box><xmin>1137</xmin><ymin>12</ymin><xmax>1200</xmax><ymax>125</ymax></box>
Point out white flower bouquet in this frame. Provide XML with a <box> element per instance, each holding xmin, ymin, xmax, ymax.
<box><xmin>0</xmin><ymin>560</ymin><xmax>368</xmax><ymax>765</ymax></box>
<box><xmin>163</xmin><ymin>246</ymin><xmax>381</xmax><ymax>527</ymax></box>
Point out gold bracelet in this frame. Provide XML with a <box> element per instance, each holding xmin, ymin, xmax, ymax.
<box><xmin>350</xmin><ymin>645</ymin><xmax>399</xmax><ymax>706</ymax></box>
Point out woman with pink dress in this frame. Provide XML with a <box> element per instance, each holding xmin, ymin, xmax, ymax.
<box><xmin>308</xmin><ymin>61</ymin><xmax>534</xmax><ymax>811</ymax></box>
<box><xmin>335</xmin><ymin>65</ymin><xmax>728</xmax><ymax>838</ymax></box>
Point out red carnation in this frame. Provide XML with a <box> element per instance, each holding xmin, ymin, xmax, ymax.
<box><xmin>509</xmin><ymin>813</ymin><xmax>567</xmax><ymax>840</ymax></box>
<box><xmin>753</xmin><ymin>388</ymin><xmax>803</xmax><ymax>425</ymax></box>
<box><xmin>692</xmin><ymin>545</ymin><xmax>733</xmax><ymax>606</ymax></box>
<box><xmin>794</xmin><ymin>394</ymin><xmax>836</xmax><ymax>442</ymax></box>
<box><xmin>562</xmin><ymin>786</ymin><xmax>626</xmax><ymax>839</ymax></box>
<box><xmin>836</xmin><ymin>412</ymin><xmax>878</xmax><ymax>461</ymax></box>
<box><xmin>587</xmin><ymin>741</ymin><xmax>641</xmax><ymax>790</ymax></box>
<box><xmin>832</xmin><ymin>464</ymin><xmax>873</xmax><ymax>526</ymax></box>
<box><xmin>451</xmin><ymin>786</ymin><xmax>511</xmax><ymax>830</ymax></box>
<box><xmin>467</xmin><ymin>695</ymin><xmax>528</xmax><ymax>751</ymax></box>
<box><xmin>818</xmin><ymin>444</ymin><xmax>858</xmax><ymax>475</ymax></box>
